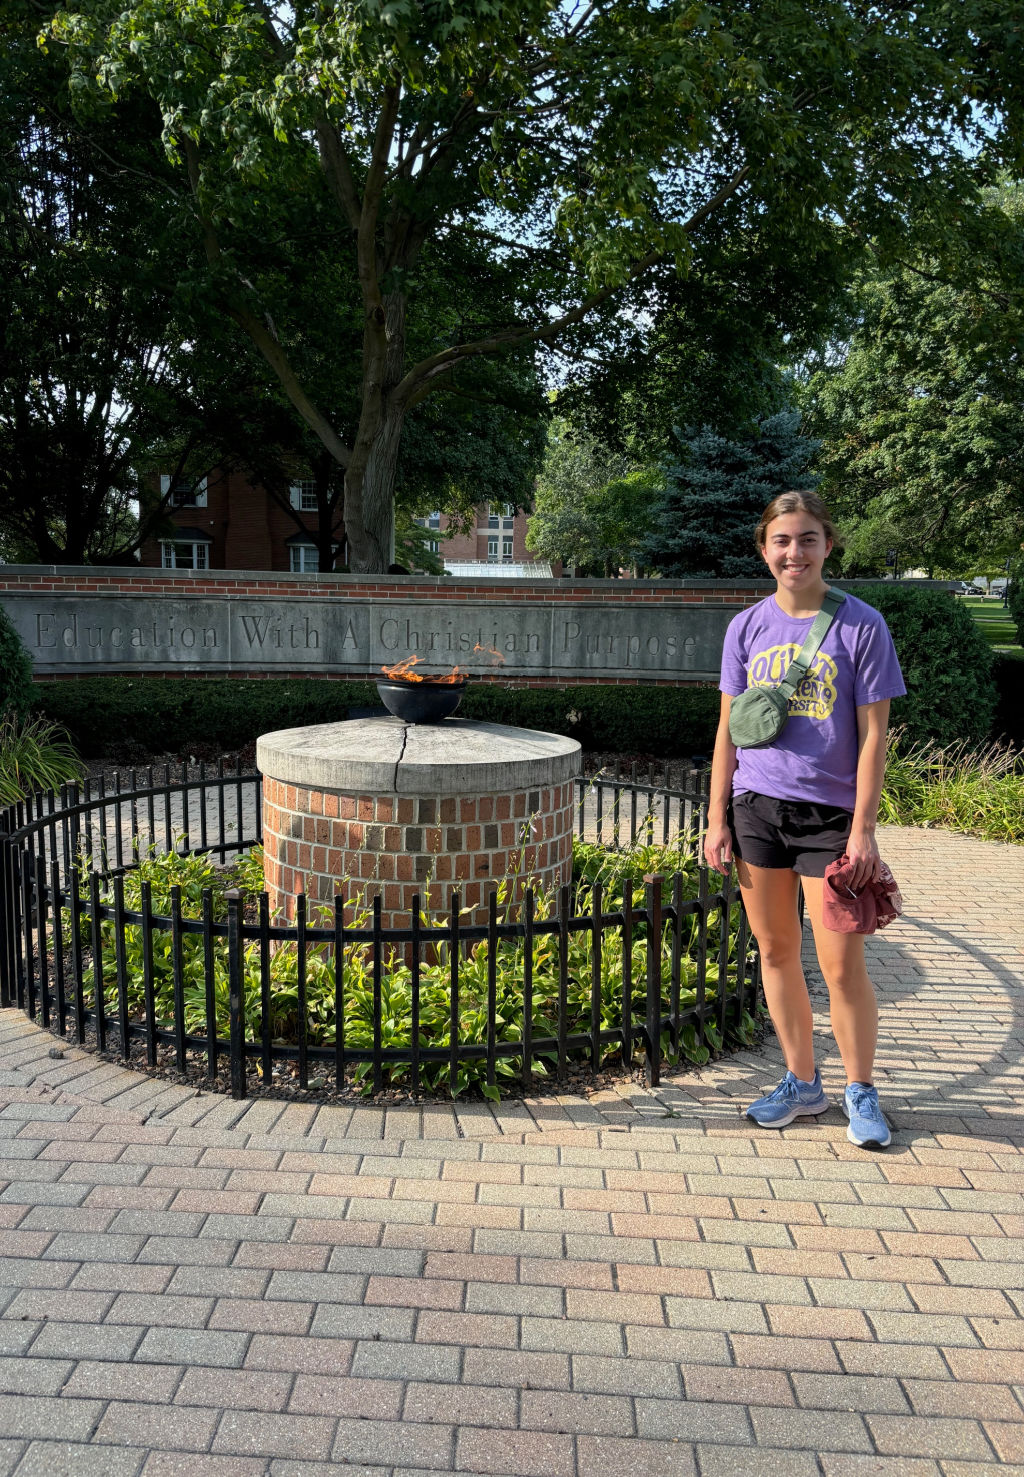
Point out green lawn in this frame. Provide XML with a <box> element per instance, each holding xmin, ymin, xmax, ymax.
<box><xmin>961</xmin><ymin>595</ymin><xmax>1022</xmax><ymax>651</ymax></box>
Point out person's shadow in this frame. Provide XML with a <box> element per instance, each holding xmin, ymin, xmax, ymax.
<box><xmin>803</xmin><ymin>913</ymin><xmax>1024</xmax><ymax>1146</ymax></box>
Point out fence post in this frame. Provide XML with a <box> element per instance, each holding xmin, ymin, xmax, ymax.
<box><xmin>226</xmin><ymin>889</ymin><xmax>246</xmax><ymax>1100</ymax></box>
<box><xmin>448</xmin><ymin>891</ymin><xmax>461</xmax><ymax>1096</ymax></box>
<box><xmin>521</xmin><ymin>888</ymin><xmax>534</xmax><ymax>1089</ymax></box>
<box><xmin>589</xmin><ymin>881</ymin><xmax>602</xmax><ymax>1071</ymax></box>
<box><xmin>643</xmin><ymin>875</ymin><xmax>663</xmax><ymax>1088</ymax></box>
<box><xmin>0</xmin><ymin>828</ymin><xmax>11</xmax><ymax>1009</ymax></box>
<box><xmin>371</xmin><ymin>895</ymin><xmax>382</xmax><ymax>1095</ymax></box>
<box><xmin>557</xmin><ymin>883</ymin><xmax>570</xmax><ymax>1082</ymax></box>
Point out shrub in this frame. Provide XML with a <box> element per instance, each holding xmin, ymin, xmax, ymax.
<box><xmin>461</xmin><ymin>682</ymin><xmax>721</xmax><ymax>756</ymax></box>
<box><xmin>851</xmin><ymin>583</ymin><xmax>997</xmax><ymax>748</ymax></box>
<box><xmin>32</xmin><ymin>677</ymin><xmax>370</xmax><ymax>757</ymax></box>
<box><xmin>0</xmin><ymin>607</ymin><xmax>33</xmax><ymax>719</ymax></box>
<box><xmin>32</xmin><ymin>676</ymin><xmax>722</xmax><ymax>759</ymax></box>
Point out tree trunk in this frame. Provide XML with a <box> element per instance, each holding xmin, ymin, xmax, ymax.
<box><xmin>351</xmin><ymin>405</ymin><xmax>404</xmax><ymax>569</ymax></box>
<box><xmin>345</xmin><ymin>291</ymin><xmax>406</xmax><ymax>573</ymax></box>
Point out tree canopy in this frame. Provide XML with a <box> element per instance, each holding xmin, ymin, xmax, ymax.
<box><xmin>41</xmin><ymin>0</ymin><xmax>1024</xmax><ymax>570</ymax></box>
<box><xmin>526</xmin><ymin>418</ymin><xmax>659</xmax><ymax>575</ymax></box>
<box><xmin>0</xmin><ymin>7</ymin><xmax>206</xmax><ymax>563</ymax></box>
<box><xmin>803</xmin><ymin>188</ymin><xmax>1024</xmax><ymax>575</ymax></box>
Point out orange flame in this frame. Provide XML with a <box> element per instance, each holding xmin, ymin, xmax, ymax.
<box><xmin>381</xmin><ymin>655</ymin><xmax>467</xmax><ymax>685</ymax></box>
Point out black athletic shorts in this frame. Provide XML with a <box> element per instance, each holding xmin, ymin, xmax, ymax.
<box><xmin>728</xmin><ymin>790</ymin><xmax>853</xmax><ymax>878</ymax></box>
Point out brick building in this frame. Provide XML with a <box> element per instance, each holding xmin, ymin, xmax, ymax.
<box><xmin>141</xmin><ymin>471</ymin><xmax>551</xmax><ymax>577</ymax></box>
<box><xmin>139</xmin><ymin>469</ymin><xmax>345</xmax><ymax>573</ymax></box>
<box><xmin>416</xmin><ymin>505</ymin><xmax>553</xmax><ymax>577</ymax></box>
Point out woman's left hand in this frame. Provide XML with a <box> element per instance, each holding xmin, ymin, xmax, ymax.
<box><xmin>845</xmin><ymin>827</ymin><xmax>881</xmax><ymax>893</ymax></box>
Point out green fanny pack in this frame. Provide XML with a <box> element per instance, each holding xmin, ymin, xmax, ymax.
<box><xmin>728</xmin><ymin>589</ymin><xmax>845</xmax><ymax>750</ymax></box>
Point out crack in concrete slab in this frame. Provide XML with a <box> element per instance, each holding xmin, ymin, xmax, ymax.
<box><xmin>391</xmin><ymin>720</ymin><xmax>409</xmax><ymax>794</ymax></box>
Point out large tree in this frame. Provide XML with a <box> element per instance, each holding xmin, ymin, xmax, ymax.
<box><xmin>0</xmin><ymin>2</ymin><xmax>319</xmax><ymax>566</ymax></box>
<box><xmin>42</xmin><ymin>0</ymin><xmax>1024</xmax><ymax>571</ymax></box>
<box><xmin>1</xmin><ymin>2</ymin><xmax>548</xmax><ymax>567</ymax></box>
<box><xmin>0</xmin><ymin>6</ymin><xmax>203</xmax><ymax>563</ymax></box>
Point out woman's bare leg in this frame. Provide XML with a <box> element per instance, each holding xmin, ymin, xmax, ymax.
<box><xmin>800</xmin><ymin>876</ymin><xmax>878</xmax><ymax>1084</ymax></box>
<box><xmin>735</xmin><ymin>860</ymin><xmax>815</xmax><ymax>1081</ymax></box>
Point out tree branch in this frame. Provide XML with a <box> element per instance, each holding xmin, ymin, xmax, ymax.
<box><xmin>392</xmin><ymin>160</ymin><xmax>752</xmax><ymax>409</ymax></box>
<box><xmin>182</xmin><ymin>137</ymin><xmax>352</xmax><ymax>468</ymax></box>
<box><xmin>565</xmin><ymin>3</ymin><xmax>598</xmax><ymax>40</ymax></box>
<box><xmin>359</xmin><ymin>85</ymin><xmax>401</xmax><ymax>291</ymax></box>
<box><xmin>314</xmin><ymin>114</ymin><xmax>363</xmax><ymax>233</ymax></box>
<box><xmin>251</xmin><ymin>0</ymin><xmax>291</xmax><ymax>58</ymax></box>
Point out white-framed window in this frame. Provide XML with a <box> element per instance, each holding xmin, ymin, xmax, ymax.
<box><xmin>415</xmin><ymin>511</ymin><xmax>442</xmax><ymax>530</ymax></box>
<box><xmin>487</xmin><ymin>536</ymin><xmax>499</xmax><ymax>562</ymax></box>
<box><xmin>502</xmin><ymin>536</ymin><xmax>514</xmax><ymax>562</ymax></box>
<box><xmin>160</xmin><ymin>474</ymin><xmax>207</xmax><ymax>508</ymax></box>
<box><xmin>289</xmin><ymin>543</ymin><xmax>320</xmax><ymax>573</ymax></box>
<box><xmin>160</xmin><ymin>540</ymin><xmax>208</xmax><ymax>570</ymax></box>
<box><xmin>426</xmin><ymin>539</ymin><xmax>440</xmax><ymax>554</ymax></box>
<box><xmin>487</xmin><ymin>502</ymin><xmax>515</xmax><ymax>530</ymax></box>
<box><xmin>289</xmin><ymin>479</ymin><xmax>319</xmax><ymax>511</ymax></box>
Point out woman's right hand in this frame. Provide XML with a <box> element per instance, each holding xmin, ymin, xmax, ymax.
<box><xmin>703</xmin><ymin>821</ymin><xmax>733</xmax><ymax>875</ymax></box>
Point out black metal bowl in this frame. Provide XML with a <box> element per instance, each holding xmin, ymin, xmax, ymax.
<box><xmin>376</xmin><ymin>677</ymin><xmax>467</xmax><ymax>724</ymax></box>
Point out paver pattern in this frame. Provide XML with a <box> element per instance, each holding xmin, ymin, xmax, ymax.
<box><xmin>0</xmin><ymin>824</ymin><xmax>1021</xmax><ymax>1475</ymax></box>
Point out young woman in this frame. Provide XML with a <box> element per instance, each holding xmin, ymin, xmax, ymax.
<box><xmin>703</xmin><ymin>491</ymin><xmax>905</xmax><ymax>1149</ymax></box>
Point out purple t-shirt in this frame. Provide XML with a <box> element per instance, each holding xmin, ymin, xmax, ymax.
<box><xmin>719</xmin><ymin>591</ymin><xmax>906</xmax><ymax>812</ymax></box>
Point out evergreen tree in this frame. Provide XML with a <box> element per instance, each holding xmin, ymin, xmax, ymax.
<box><xmin>643</xmin><ymin>412</ymin><xmax>820</xmax><ymax>580</ymax></box>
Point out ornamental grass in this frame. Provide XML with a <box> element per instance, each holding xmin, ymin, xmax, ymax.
<box><xmin>880</xmin><ymin>734</ymin><xmax>1024</xmax><ymax>845</ymax></box>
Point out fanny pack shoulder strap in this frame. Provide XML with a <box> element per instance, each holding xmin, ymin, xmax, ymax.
<box><xmin>776</xmin><ymin>588</ymin><xmax>846</xmax><ymax>699</ymax></box>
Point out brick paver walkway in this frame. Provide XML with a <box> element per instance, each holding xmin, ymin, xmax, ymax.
<box><xmin>0</xmin><ymin>825</ymin><xmax>1022</xmax><ymax>1475</ymax></box>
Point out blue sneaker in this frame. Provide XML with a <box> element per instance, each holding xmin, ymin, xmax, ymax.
<box><xmin>843</xmin><ymin>1082</ymin><xmax>891</xmax><ymax>1149</ymax></box>
<box><xmin>746</xmin><ymin>1070</ymin><xmax>828</xmax><ymax>1128</ymax></box>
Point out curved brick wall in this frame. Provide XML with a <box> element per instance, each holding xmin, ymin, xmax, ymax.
<box><xmin>257</xmin><ymin>717</ymin><xmax>581</xmax><ymax>928</ymax></box>
<box><xmin>261</xmin><ymin>775</ymin><xmax>575</xmax><ymax>927</ymax></box>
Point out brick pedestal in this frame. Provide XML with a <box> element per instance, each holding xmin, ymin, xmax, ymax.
<box><xmin>257</xmin><ymin>717</ymin><xmax>580</xmax><ymax>927</ymax></box>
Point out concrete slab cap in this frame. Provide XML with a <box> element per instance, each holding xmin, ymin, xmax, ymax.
<box><xmin>256</xmin><ymin>717</ymin><xmax>581</xmax><ymax>795</ymax></box>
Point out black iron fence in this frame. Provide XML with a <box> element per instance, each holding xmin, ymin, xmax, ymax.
<box><xmin>0</xmin><ymin>763</ymin><xmax>759</xmax><ymax>1100</ymax></box>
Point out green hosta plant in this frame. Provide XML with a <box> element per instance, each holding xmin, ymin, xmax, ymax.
<box><xmin>66</xmin><ymin>832</ymin><xmax>756</xmax><ymax>1098</ymax></box>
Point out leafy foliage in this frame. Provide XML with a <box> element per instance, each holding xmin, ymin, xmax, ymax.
<box><xmin>564</xmin><ymin>234</ymin><xmax>848</xmax><ymax>460</ymax></box>
<box><xmin>643</xmin><ymin>412</ymin><xmax>820</xmax><ymax>580</ymax></box>
<box><xmin>39</xmin><ymin>0</ymin><xmax>1024</xmax><ymax>569</ymax></box>
<box><xmin>0</xmin><ymin>714</ymin><xmax>82</xmax><ymax>804</ymax></box>
<box><xmin>70</xmin><ymin>837</ymin><xmax>756</xmax><ymax>1099</ymax></box>
<box><xmin>526</xmin><ymin>419</ymin><xmax>660</xmax><ymax>575</ymax></box>
<box><xmin>0</xmin><ymin>7</ymin><xmax>256</xmax><ymax>564</ymax></box>
<box><xmin>0</xmin><ymin>606</ymin><xmax>33</xmax><ymax>719</ymax></box>
<box><xmin>880</xmin><ymin>735</ymin><xmax>1024</xmax><ymax>845</ymax></box>
<box><xmin>852</xmin><ymin>584</ymin><xmax>997</xmax><ymax>749</ymax></box>
<box><xmin>804</xmin><ymin>190</ymin><xmax>1024</xmax><ymax>576</ymax></box>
